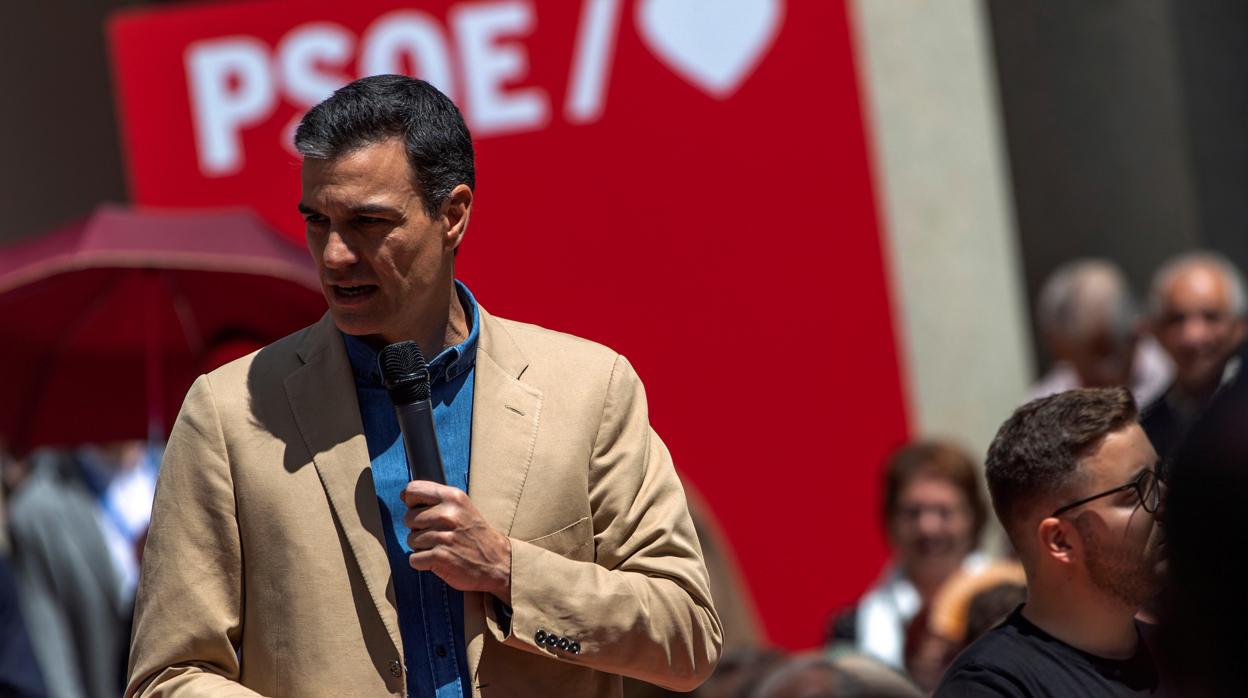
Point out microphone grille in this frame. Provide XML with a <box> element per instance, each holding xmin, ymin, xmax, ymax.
<box><xmin>379</xmin><ymin>341</ymin><xmax>431</xmax><ymax>401</ymax></box>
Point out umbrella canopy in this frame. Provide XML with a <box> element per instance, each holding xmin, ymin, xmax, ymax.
<box><xmin>0</xmin><ymin>204</ymin><xmax>326</xmax><ymax>453</ymax></box>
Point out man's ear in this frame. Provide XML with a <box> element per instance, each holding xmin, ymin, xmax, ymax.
<box><xmin>441</xmin><ymin>184</ymin><xmax>473</xmax><ymax>252</ymax></box>
<box><xmin>1230</xmin><ymin>315</ymin><xmax>1248</xmax><ymax>345</ymax></box>
<box><xmin>1037</xmin><ymin>516</ymin><xmax>1079</xmax><ymax>566</ymax></box>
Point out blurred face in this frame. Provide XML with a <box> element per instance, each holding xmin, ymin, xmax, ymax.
<box><xmin>80</xmin><ymin>440</ymin><xmax>146</xmax><ymax>473</ymax></box>
<box><xmin>300</xmin><ymin>137</ymin><xmax>462</xmax><ymax>344</ymax></box>
<box><xmin>1064</xmin><ymin>327</ymin><xmax>1137</xmax><ymax>389</ymax></box>
<box><xmin>1065</xmin><ymin>423</ymin><xmax>1167</xmax><ymax>607</ymax></box>
<box><xmin>890</xmin><ymin>475</ymin><xmax>976</xmax><ymax>585</ymax></box>
<box><xmin>1154</xmin><ymin>265</ymin><xmax>1246</xmax><ymax>394</ymax></box>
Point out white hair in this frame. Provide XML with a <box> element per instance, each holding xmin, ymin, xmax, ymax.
<box><xmin>1037</xmin><ymin>258</ymin><xmax>1138</xmax><ymax>342</ymax></box>
<box><xmin>1148</xmin><ymin>251</ymin><xmax>1247</xmax><ymax>318</ymax></box>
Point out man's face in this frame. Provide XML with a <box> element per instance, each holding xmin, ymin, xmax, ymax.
<box><xmin>1068</xmin><ymin>423</ymin><xmax>1166</xmax><ymax>607</ymax></box>
<box><xmin>300</xmin><ymin>137</ymin><xmax>457</xmax><ymax>343</ymax></box>
<box><xmin>1154</xmin><ymin>265</ymin><xmax>1245</xmax><ymax>394</ymax></box>
<box><xmin>890</xmin><ymin>475</ymin><xmax>976</xmax><ymax>584</ymax></box>
<box><xmin>1064</xmin><ymin>327</ymin><xmax>1137</xmax><ymax>389</ymax></box>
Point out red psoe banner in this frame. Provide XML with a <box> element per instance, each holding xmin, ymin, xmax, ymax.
<box><xmin>110</xmin><ymin>0</ymin><xmax>909</xmax><ymax>648</ymax></box>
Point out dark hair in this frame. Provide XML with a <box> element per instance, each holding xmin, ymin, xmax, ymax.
<box><xmin>883</xmin><ymin>440</ymin><xmax>988</xmax><ymax>546</ymax></box>
<box><xmin>963</xmin><ymin>582</ymin><xmax>1026</xmax><ymax>645</ymax></box>
<box><xmin>294</xmin><ymin>75</ymin><xmax>475</xmax><ymax>216</ymax></box>
<box><xmin>985</xmin><ymin>387</ymin><xmax>1137</xmax><ymax>544</ymax></box>
<box><xmin>750</xmin><ymin>655</ymin><xmax>862</xmax><ymax>698</ymax></box>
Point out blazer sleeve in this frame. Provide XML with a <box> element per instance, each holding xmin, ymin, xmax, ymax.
<box><xmin>484</xmin><ymin>354</ymin><xmax>723</xmax><ymax>691</ymax></box>
<box><xmin>125</xmin><ymin>375</ymin><xmax>263</xmax><ymax>698</ymax></box>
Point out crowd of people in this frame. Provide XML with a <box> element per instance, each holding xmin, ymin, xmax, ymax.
<box><xmin>1</xmin><ymin>73</ymin><xmax>1245</xmax><ymax>697</ymax></box>
<box><xmin>688</xmin><ymin>250</ymin><xmax>1246</xmax><ymax>696</ymax></box>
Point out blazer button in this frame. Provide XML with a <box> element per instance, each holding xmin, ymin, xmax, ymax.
<box><xmin>534</xmin><ymin>629</ymin><xmax>547</xmax><ymax>646</ymax></box>
<box><xmin>558</xmin><ymin>638</ymin><xmax>571</xmax><ymax>651</ymax></box>
<box><xmin>545</xmin><ymin>634</ymin><xmax>560</xmax><ymax>649</ymax></box>
<box><xmin>570</xmin><ymin>641</ymin><xmax>581</xmax><ymax>655</ymax></box>
<box><xmin>388</xmin><ymin>659</ymin><xmax>402</xmax><ymax>677</ymax></box>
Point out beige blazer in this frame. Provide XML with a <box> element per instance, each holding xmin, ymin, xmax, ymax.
<box><xmin>126</xmin><ymin>307</ymin><xmax>721</xmax><ymax>697</ymax></box>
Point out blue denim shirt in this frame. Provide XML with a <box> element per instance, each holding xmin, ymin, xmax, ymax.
<box><xmin>342</xmin><ymin>280</ymin><xmax>479</xmax><ymax>698</ymax></box>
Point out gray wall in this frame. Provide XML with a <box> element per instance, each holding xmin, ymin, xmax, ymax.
<box><xmin>1171</xmin><ymin>2</ymin><xmax>1248</xmax><ymax>267</ymax></box>
<box><xmin>987</xmin><ymin>0</ymin><xmax>1248</xmax><ymax>372</ymax></box>
<box><xmin>0</xmin><ymin>0</ymin><xmax>136</xmax><ymax>244</ymax></box>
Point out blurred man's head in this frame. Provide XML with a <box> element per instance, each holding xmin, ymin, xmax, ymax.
<box><xmin>750</xmin><ymin>654</ymin><xmax>921</xmax><ymax>698</ymax></box>
<box><xmin>882</xmin><ymin>441</ymin><xmax>986</xmax><ymax>591</ymax></box>
<box><xmin>963</xmin><ymin>581</ymin><xmax>1027</xmax><ymax>645</ymax></box>
<box><xmin>1037</xmin><ymin>259</ymin><xmax>1140</xmax><ymax>388</ymax></box>
<box><xmin>750</xmin><ymin>656</ymin><xmax>854</xmax><ymax>698</ymax></box>
<box><xmin>1149</xmin><ymin>252</ymin><xmax>1246</xmax><ymax>397</ymax></box>
<box><xmin>986</xmin><ymin>388</ymin><xmax>1166</xmax><ymax>609</ymax></box>
<box><xmin>695</xmin><ymin>647</ymin><xmax>786</xmax><ymax>698</ymax></box>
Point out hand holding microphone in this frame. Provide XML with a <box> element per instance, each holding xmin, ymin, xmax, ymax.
<box><xmin>380</xmin><ymin>341</ymin><xmax>446</xmax><ymax>485</ymax></box>
<box><xmin>380</xmin><ymin>341</ymin><xmax>511</xmax><ymax>601</ymax></box>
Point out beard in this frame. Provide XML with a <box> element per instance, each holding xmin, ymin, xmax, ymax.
<box><xmin>1077</xmin><ymin>518</ymin><xmax>1165</xmax><ymax>608</ymax></box>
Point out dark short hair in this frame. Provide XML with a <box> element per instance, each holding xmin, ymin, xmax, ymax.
<box><xmin>883</xmin><ymin>440</ymin><xmax>988</xmax><ymax>545</ymax></box>
<box><xmin>964</xmin><ymin>582</ymin><xmax>1027</xmax><ymax>644</ymax></box>
<box><xmin>294</xmin><ymin>75</ymin><xmax>475</xmax><ymax>216</ymax></box>
<box><xmin>985</xmin><ymin>387</ymin><xmax>1137</xmax><ymax>544</ymax></box>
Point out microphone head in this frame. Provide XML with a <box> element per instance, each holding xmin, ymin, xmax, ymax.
<box><xmin>379</xmin><ymin>341</ymin><xmax>431</xmax><ymax>404</ymax></box>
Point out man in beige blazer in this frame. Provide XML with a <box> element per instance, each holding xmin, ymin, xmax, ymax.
<box><xmin>126</xmin><ymin>75</ymin><xmax>721</xmax><ymax>697</ymax></box>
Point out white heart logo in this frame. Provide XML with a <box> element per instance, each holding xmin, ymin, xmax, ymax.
<box><xmin>636</xmin><ymin>0</ymin><xmax>783</xmax><ymax>99</ymax></box>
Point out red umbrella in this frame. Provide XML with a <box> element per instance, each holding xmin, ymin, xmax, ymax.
<box><xmin>0</xmin><ymin>204</ymin><xmax>326</xmax><ymax>453</ymax></box>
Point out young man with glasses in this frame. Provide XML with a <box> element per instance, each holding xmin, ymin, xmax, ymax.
<box><xmin>935</xmin><ymin>387</ymin><xmax>1169</xmax><ymax>696</ymax></box>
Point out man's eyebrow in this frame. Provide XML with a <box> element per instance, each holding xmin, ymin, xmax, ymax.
<box><xmin>296</xmin><ymin>202</ymin><xmax>404</xmax><ymax>217</ymax></box>
<box><xmin>350</xmin><ymin>203</ymin><xmax>403</xmax><ymax>216</ymax></box>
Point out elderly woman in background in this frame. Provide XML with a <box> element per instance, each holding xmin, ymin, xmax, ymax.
<box><xmin>828</xmin><ymin>440</ymin><xmax>990</xmax><ymax>673</ymax></box>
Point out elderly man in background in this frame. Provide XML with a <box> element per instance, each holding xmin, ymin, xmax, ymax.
<box><xmin>1030</xmin><ymin>259</ymin><xmax>1171</xmax><ymax>406</ymax></box>
<box><xmin>1142</xmin><ymin>251</ymin><xmax>1247</xmax><ymax>457</ymax></box>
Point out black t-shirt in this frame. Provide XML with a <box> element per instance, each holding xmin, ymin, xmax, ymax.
<box><xmin>934</xmin><ymin>607</ymin><xmax>1166</xmax><ymax>697</ymax></box>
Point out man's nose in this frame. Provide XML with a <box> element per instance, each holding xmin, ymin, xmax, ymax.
<box><xmin>1179</xmin><ymin>316</ymin><xmax>1213</xmax><ymax>347</ymax></box>
<box><xmin>321</xmin><ymin>229</ymin><xmax>357</xmax><ymax>269</ymax></box>
<box><xmin>917</xmin><ymin>510</ymin><xmax>944</xmax><ymax>535</ymax></box>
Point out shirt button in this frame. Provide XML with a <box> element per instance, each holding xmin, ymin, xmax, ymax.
<box><xmin>436</xmin><ymin>644</ymin><xmax>448</xmax><ymax>658</ymax></box>
<box><xmin>388</xmin><ymin>659</ymin><xmax>402</xmax><ymax>677</ymax></box>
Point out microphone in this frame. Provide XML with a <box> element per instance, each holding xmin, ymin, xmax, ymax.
<box><xmin>379</xmin><ymin>341</ymin><xmax>447</xmax><ymax>485</ymax></box>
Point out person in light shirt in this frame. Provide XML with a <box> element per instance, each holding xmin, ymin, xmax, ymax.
<box><xmin>829</xmin><ymin>440</ymin><xmax>989</xmax><ymax>674</ymax></box>
<box><xmin>126</xmin><ymin>75</ymin><xmax>720</xmax><ymax>698</ymax></box>
<box><xmin>1030</xmin><ymin>258</ymin><xmax>1171</xmax><ymax>407</ymax></box>
<box><xmin>10</xmin><ymin>440</ymin><xmax>157</xmax><ymax>698</ymax></box>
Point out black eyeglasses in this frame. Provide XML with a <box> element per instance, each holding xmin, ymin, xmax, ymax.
<box><xmin>1050</xmin><ymin>463</ymin><xmax>1167</xmax><ymax>518</ymax></box>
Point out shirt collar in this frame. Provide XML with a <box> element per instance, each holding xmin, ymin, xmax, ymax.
<box><xmin>342</xmin><ymin>280</ymin><xmax>480</xmax><ymax>389</ymax></box>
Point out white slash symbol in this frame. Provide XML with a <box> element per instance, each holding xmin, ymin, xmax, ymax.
<box><xmin>566</xmin><ymin>0</ymin><xmax>624</xmax><ymax>124</ymax></box>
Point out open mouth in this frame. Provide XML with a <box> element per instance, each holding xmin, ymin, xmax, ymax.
<box><xmin>332</xmin><ymin>284</ymin><xmax>378</xmax><ymax>301</ymax></box>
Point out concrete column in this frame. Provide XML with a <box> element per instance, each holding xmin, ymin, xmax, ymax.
<box><xmin>849</xmin><ymin>0</ymin><xmax>1032</xmax><ymax>456</ymax></box>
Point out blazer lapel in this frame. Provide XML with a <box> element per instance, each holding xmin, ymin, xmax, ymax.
<box><xmin>284</xmin><ymin>314</ymin><xmax>403</xmax><ymax>658</ymax></box>
<box><xmin>464</xmin><ymin>306</ymin><xmax>543</xmax><ymax>688</ymax></box>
